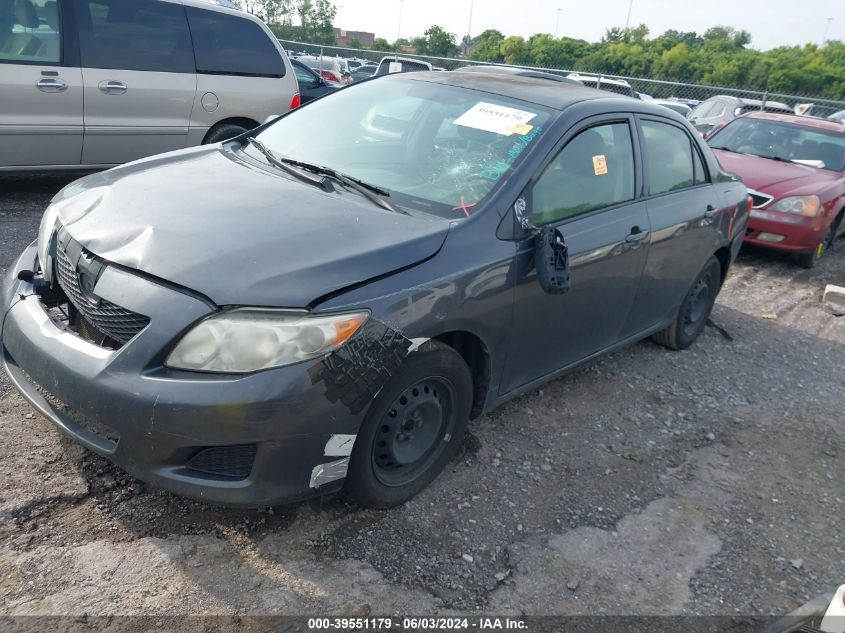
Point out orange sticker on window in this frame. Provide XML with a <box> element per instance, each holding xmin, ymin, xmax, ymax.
<box><xmin>592</xmin><ymin>154</ymin><xmax>608</xmax><ymax>176</ymax></box>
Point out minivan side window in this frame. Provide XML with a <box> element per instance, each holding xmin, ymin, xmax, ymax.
<box><xmin>532</xmin><ymin>122</ymin><xmax>636</xmax><ymax>225</ymax></box>
<box><xmin>641</xmin><ymin>120</ymin><xmax>706</xmax><ymax>195</ymax></box>
<box><xmin>74</xmin><ymin>0</ymin><xmax>193</xmax><ymax>73</ymax></box>
<box><xmin>186</xmin><ymin>8</ymin><xmax>284</xmax><ymax>78</ymax></box>
<box><xmin>0</xmin><ymin>0</ymin><xmax>61</xmax><ymax>63</ymax></box>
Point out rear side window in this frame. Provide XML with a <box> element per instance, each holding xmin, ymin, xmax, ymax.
<box><xmin>186</xmin><ymin>7</ymin><xmax>284</xmax><ymax>78</ymax></box>
<box><xmin>641</xmin><ymin>120</ymin><xmax>706</xmax><ymax>195</ymax></box>
<box><xmin>0</xmin><ymin>0</ymin><xmax>61</xmax><ymax>63</ymax></box>
<box><xmin>74</xmin><ymin>0</ymin><xmax>193</xmax><ymax>72</ymax></box>
<box><xmin>532</xmin><ymin>122</ymin><xmax>636</xmax><ymax>225</ymax></box>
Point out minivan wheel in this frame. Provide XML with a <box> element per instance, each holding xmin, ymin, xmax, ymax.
<box><xmin>652</xmin><ymin>256</ymin><xmax>721</xmax><ymax>351</ymax></box>
<box><xmin>796</xmin><ymin>225</ymin><xmax>834</xmax><ymax>269</ymax></box>
<box><xmin>345</xmin><ymin>341</ymin><xmax>472</xmax><ymax>509</ymax></box>
<box><xmin>203</xmin><ymin>123</ymin><xmax>249</xmax><ymax>145</ymax></box>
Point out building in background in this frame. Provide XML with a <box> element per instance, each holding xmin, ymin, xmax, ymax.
<box><xmin>333</xmin><ymin>28</ymin><xmax>375</xmax><ymax>48</ymax></box>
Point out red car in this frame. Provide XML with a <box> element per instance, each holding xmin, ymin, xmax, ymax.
<box><xmin>707</xmin><ymin>112</ymin><xmax>845</xmax><ymax>267</ymax></box>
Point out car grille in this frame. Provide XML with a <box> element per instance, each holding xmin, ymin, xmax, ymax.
<box><xmin>187</xmin><ymin>445</ymin><xmax>257</xmax><ymax>480</ymax></box>
<box><xmin>748</xmin><ymin>189</ymin><xmax>774</xmax><ymax>209</ymax></box>
<box><xmin>55</xmin><ymin>243</ymin><xmax>150</xmax><ymax>347</ymax></box>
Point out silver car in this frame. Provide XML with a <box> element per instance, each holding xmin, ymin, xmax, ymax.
<box><xmin>0</xmin><ymin>0</ymin><xmax>299</xmax><ymax>170</ymax></box>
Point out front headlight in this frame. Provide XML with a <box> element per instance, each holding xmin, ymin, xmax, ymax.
<box><xmin>768</xmin><ymin>195</ymin><xmax>821</xmax><ymax>217</ymax></box>
<box><xmin>37</xmin><ymin>203</ymin><xmax>60</xmax><ymax>283</ymax></box>
<box><xmin>165</xmin><ymin>309</ymin><xmax>369</xmax><ymax>373</ymax></box>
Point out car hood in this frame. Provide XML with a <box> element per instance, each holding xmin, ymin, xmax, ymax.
<box><xmin>53</xmin><ymin>145</ymin><xmax>449</xmax><ymax>307</ymax></box>
<box><xmin>712</xmin><ymin>149</ymin><xmax>838</xmax><ymax>193</ymax></box>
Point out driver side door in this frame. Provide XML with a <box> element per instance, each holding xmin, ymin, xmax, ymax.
<box><xmin>502</xmin><ymin>115</ymin><xmax>651</xmax><ymax>393</ymax></box>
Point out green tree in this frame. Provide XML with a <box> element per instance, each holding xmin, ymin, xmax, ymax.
<box><xmin>500</xmin><ymin>35</ymin><xmax>531</xmax><ymax>65</ymax></box>
<box><xmin>346</xmin><ymin>37</ymin><xmax>362</xmax><ymax>49</ymax></box>
<box><xmin>414</xmin><ymin>25</ymin><xmax>459</xmax><ymax>57</ymax></box>
<box><xmin>469</xmin><ymin>29</ymin><xmax>505</xmax><ymax>62</ymax></box>
<box><xmin>372</xmin><ymin>37</ymin><xmax>393</xmax><ymax>51</ymax></box>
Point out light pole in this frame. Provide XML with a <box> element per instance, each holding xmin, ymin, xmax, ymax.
<box><xmin>624</xmin><ymin>0</ymin><xmax>634</xmax><ymax>33</ymax></box>
<box><xmin>554</xmin><ymin>8</ymin><xmax>561</xmax><ymax>37</ymax></box>
<box><xmin>823</xmin><ymin>17</ymin><xmax>834</xmax><ymax>45</ymax></box>
<box><xmin>397</xmin><ymin>0</ymin><xmax>404</xmax><ymax>44</ymax></box>
<box><xmin>465</xmin><ymin>0</ymin><xmax>474</xmax><ymax>55</ymax></box>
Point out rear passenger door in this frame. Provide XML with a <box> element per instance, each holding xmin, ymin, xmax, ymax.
<box><xmin>625</xmin><ymin>116</ymin><xmax>723</xmax><ymax>331</ymax></box>
<box><xmin>185</xmin><ymin>7</ymin><xmax>290</xmax><ymax>143</ymax></box>
<box><xmin>0</xmin><ymin>0</ymin><xmax>83</xmax><ymax>167</ymax></box>
<box><xmin>73</xmin><ymin>0</ymin><xmax>196</xmax><ymax>165</ymax></box>
<box><xmin>503</xmin><ymin>117</ymin><xmax>651</xmax><ymax>392</ymax></box>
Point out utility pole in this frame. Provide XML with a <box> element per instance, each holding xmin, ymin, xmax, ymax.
<box><xmin>397</xmin><ymin>0</ymin><xmax>404</xmax><ymax>43</ymax></box>
<box><xmin>823</xmin><ymin>17</ymin><xmax>834</xmax><ymax>45</ymax></box>
<box><xmin>465</xmin><ymin>0</ymin><xmax>474</xmax><ymax>55</ymax></box>
<box><xmin>624</xmin><ymin>0</ymin><xmax>634</xmax><ymax>33</ymax></box>
<box><xmin>555</xmin><ymin>8</ymin><xmax>561</xmax><ymax>37</ymax></box>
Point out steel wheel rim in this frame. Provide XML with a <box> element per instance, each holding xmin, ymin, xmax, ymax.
<box><xmin>682</xmin><ymin>267</ymin><xmax>716</xmax><ymax>336</ymax></box>
<box><xmin>372</xmin><ymin>378</ymin><xmax>455</xmax><ymax>487</ymax></box>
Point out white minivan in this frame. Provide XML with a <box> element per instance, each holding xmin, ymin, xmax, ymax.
<box><xmin>0</xmin><ymin>0</ymin><xmax>300</xmax><ymax>170</ymax></box>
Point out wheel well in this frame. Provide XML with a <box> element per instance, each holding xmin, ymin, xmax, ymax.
<box><xmin>714</xmin><ymin>246</ymin><xmax>731</xmax><ymax>285</ymax></box>
<box><xmin>433</xmin><ymin>331</ymin><xmax>490</xmax><ymax>419</ymax></box>
<box><xmin>203</xmin><ymin>117</ymin><xmax>260</xmax><ymax>143</ymax></box>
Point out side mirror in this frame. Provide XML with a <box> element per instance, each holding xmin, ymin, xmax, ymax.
<box><xmin>534</xmin><ymin>225</ymin><xmax>571</xmax><ymax>294</ymax></box>
<box><xmin>512</xmin><ymin>196</ymin><xmax>571</xmax><ymax>295</ymax></box>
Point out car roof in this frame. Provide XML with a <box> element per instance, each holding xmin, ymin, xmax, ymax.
<box><xmin>400</xmin><ymin>71</ymin><xmax>682</xmax><ymax>115</ymax></box>
<box><xmin>744</xmin><ymin>111</ymin><xmax>845</xmax><ymax>133</ymax></box>
<box><xmin>461</xmin><ymin>65</ymin><xmax>581</xmax><ymax>85</ymax></box>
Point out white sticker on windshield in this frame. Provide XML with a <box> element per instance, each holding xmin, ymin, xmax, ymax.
<box><xmin>388</xmin><ymin>61</ymin><xmax>403</xmax><ymax>73</ymax></box>
<box><xmin>454</xmin><ymin>102</ymin><xmax>537</xmax><ymax>136</ymax></box>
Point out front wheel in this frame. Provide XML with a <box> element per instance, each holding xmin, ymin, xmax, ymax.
<box><xmin>652</xmin><ymin>256</ymin><xmax>722</xmax><ymax>350</ymax></box>
<box><xmin>796</xmin><ymin>224</ymin><xmax>834</xmax><ymax>269</ymax></box>
<box><xmin>345</xmin><ymin>341</ymin><xmax>472</xmax><ymax>508</ymax></box>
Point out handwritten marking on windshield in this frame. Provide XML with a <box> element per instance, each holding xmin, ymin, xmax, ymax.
<box><xmin>452</xmin><ymin>197</ymin><xmax>477</xmax><ymax>217</ymax></box>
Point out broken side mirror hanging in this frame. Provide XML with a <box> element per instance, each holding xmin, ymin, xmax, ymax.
<box><xmin>514</xmin><ymin>197</ymin><xmax>571</xmax><ymax>295</ymax></box>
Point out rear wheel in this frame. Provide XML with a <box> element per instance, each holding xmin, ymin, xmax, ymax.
<box><xmin>796</xmin><ymin>224</ymin><xmax>835</xmax><ymax>269</ymax></box>
<box><xmin>652</xmin><ymin>256</ymin><xmax>722</xmax><ymax>350</ymax></box>
<box><xmin>203</xmin><ymin>122</ymin><xmax>249</xmax><ymax>145</ymax></box>
<box><xmin>345</xmin><ymin>341</ymin><xmax>472</xmax><ymax>508</ymax></box>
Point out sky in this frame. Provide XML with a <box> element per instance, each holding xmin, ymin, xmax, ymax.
<box><xmin>334</xmin><ymin>0</ymin><xmax>842</xmax><ymax>51</ymax></box>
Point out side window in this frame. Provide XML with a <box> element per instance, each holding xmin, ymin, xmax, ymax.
<box><xmin>293</xmin><ymin>64</ymin><xmax>316</xmax><ymax>87</ymax></box>
<box><xmin>641</xmin><ymin>120</ymin><xmax>703</xmax><ymax>195</ymax></box>
<box><xmin>532</xmin><ymin>122</ymin><xmax>636</xmax><ymax>226</ymax></box>
<box><xmin>709</xmin><ymin>100</ymin><xmax>726</xmax><ymax>118</ymax></box>
<box><xmin>0</xmin><ymin>0</ymin><xmax>61</xmax><ymax>63</ymax></box>
<box><xmin>186</xmin><ymin>8</ymin><xmax>284</xmax><ymax>78</ymax></box>
<box><xmin>74</xmin><ymin>0</ymin><xmax>193</xmax><ymax>72</ymax></box>
<box><xmin>690</xmin><ymin>102</ymin><xmax>713</xmax><ymax>119</ymax></box>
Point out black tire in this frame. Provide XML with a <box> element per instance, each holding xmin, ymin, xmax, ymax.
<box><xmin>652</xmin><ymin>256</ymin><xmax>722</xmax><ymax>351</ymax></box>
<box><xmin>345</xmin><ymin>341</ymin><xmax>473</xmax><ymax>509</ymax></box>
<box><xmin>796</xmin><ymin>223</ymin><xmax>835</xmax><ymax>269</ymax></box>
<box><xmin>203</xmin><ymin>123</ymin><xmax>249</xmax><ymax>145</ymax></box>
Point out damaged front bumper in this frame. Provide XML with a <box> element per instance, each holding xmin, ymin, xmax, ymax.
<box><xmin>0</xmin><ymin>241</ymin><xmax>400</xmax><ymax>507</ymax></box>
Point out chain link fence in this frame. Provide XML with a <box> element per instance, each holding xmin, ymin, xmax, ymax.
<box><xmin>279</xmin><ymin>39</ymin><xmax>845</xmax><ymax>117</ymax></box>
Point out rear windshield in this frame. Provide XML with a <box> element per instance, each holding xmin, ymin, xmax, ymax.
<box><xmin>255</xmin><ymin>77</ymin><xmax>553</xmax><ymax>218</ymax></box>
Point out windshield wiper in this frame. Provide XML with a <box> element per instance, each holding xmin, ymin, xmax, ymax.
<box><xmin>246</xmin><ymin>138</ymin><xmax>333</xmax><ymax>191</ymax></box>
<box><xmin>709</xmin><ymin>146</ymin><xmax>747</xmax><ymax>155</ymax></box>
<box><xmin>280</xmin><ymin>158</ymin><xmax>409</xmax><ymax>215</ymax></box>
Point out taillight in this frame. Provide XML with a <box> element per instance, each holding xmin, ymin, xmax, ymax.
<box><xmin>289</xmin><ymin>92</ymin><xmax>301</xmax><ymax>110</ymax></box>
<box><xmin>747</xmin><ymin>195</ymin><xmax>754</xmax><ymax>211</ymax></box>
<box><xmin>322</xmin><ymin>70</ymin><xmax>341</xmax><ymax>82</ymax></box>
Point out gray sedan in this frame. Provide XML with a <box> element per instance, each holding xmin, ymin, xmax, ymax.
<box><xmin>1</xmin><ymin>71</ymin><xmax>749</xmax><ymax>508</ymax></box>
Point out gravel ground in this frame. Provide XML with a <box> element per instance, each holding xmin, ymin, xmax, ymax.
<box><xmin>0</xmin><ymin>173</ymin><xmax>843</xmax><ymax>617</ymax></box>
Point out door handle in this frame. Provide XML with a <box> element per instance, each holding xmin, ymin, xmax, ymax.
<box><xmin>704</xmin><ymin>205</ymin><xmax>719</xmax><ymax>219</ymax></box>
<box><xmin>626</xmin><ymin>227</ymin><xmax>650</xmax><ymax>243</ymax></box>
<box><xmin>98</xmin><ymin>80</ymin><xmax>127</xmax><ymax>95</ymax></box>
<box><xmin>36</xmin><ymin>78</ymin><xmax>67</xmax><ymax>93</ymax></box>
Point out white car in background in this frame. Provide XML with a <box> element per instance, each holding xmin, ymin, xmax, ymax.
<box><xmin>0</xmin><ymin>0</ymin><xmax>300</xmax><ymax>170</ymax></box>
